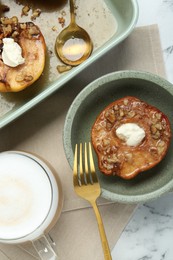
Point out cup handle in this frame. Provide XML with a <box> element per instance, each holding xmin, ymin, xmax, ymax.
<box><xmin>32</xmin><ymin>235</ymin><xmax>59</xmax><ymax>260</ymax></box>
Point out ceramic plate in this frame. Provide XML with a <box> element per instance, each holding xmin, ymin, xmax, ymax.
<box><xmin>0</xmin><ymin>0</ymin><xmax>138</xmax><ymax>128</ymax></box>
<box><xmin>63</xmin><ymin>70</ymin><xmax>173</xmax><ymax>203</ymax></box>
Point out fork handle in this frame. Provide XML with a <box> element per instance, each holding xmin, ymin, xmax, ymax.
<box><xmin>90</xmin><ymin>201</ymin><xmax>112</xmax><ymax>260</ymax></box>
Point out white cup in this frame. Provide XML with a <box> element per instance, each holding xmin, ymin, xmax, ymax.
<box><xmin>0</xmin><ymin>151</ymin><xmax>63</xmax><ymax>260</ymax></box>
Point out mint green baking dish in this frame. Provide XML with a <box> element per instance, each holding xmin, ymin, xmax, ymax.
<box><xmin>0</xmin><ymin>0</ymin><xmax>138</xmax><ymax>128</ymax></box>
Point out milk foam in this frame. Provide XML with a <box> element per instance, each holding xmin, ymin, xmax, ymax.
<box><xmin>0</xmin><ymin>153</ymin><xmax>52</xmax><ymax>240</ymax></box>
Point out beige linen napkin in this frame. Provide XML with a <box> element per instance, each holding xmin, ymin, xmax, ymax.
<box><xmin>0</xmin><ymin>25</ymin><xmax>166</xmax><ymax>260</ymax></box>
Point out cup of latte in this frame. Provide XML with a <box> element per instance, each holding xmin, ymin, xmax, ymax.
<box><xmin>0</xmin><ymin>151</ymin><xmax>63</xmax><ymax>260</ymax></box>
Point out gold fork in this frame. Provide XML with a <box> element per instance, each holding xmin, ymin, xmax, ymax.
<box><xmin>73</xmin><ymin>142</ymin><xmax>112</xmax><ymax>260</ymax></box>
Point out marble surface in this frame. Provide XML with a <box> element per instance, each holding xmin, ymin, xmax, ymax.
<box><xmin>137</xmin><ymin>0</ymin><xmax>173</xmax><ymax>84</ymax></box>
<box><xmin>112</xmin><ymin>1</ymin><xmax>173</xmax><ymax>259</ymax></box>
<box><xmin>112</xmin><ymin>193</ymin><xmax>173</xmax><ymax>260</ymax></box>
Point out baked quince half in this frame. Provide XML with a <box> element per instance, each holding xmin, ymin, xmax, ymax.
<box><xmin>91</xmin><ymin>96</ymin><xmax>171</xmax><ymax>179</ymax></box>
<box><xmin>0</xmin><ymin>16</ymin><xmax>46</xmax><ymax>92</ymax></box>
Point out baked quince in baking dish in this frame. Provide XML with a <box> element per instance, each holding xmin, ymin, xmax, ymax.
<box><xmin>0</xmin><ymin>16</ymin><xmax>46</xmax><ymax>92</ymax></box>
<box><xmin>91</xmin><ymin>96</ymin><xmax>171</xmax><ymax>179</ymax></box>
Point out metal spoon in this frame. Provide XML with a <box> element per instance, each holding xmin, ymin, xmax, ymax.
<box><xmin>55</xmin><ymin>0</ymin><xmax>93</xmax><ymax>66</ymax></box>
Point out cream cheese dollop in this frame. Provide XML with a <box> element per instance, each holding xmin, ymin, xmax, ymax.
<box><xmin>2</xmin><ymin>38</ymin><xmax>25</xmax><ymax>67</ymax></box>
<box><xmin>116</xmin><ymin>123</ymin><xmax>145</xmax><ymax>147</ymax></box>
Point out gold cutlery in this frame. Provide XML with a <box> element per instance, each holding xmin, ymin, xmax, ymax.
<box><xmin>55</xmin><ymin>0</ymin><xmax>93</xmax><ymax>66</ymax></box>
<box><xmin>73</xmin><ymin>142</ymin><xmax>112</xmax><ymax>260</ymax></box>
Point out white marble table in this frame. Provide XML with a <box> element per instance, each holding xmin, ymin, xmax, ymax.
<box><xmin>112</xmin><ymin>193</ymin><xmax>173</xmax><ymax>259</ymax></box>
<box><xmin>112</xmin><ymin>1</ymin><xmax>173</xmax><ymax>259</ymax></box>
<box><xmin>137</xmin><ymin>0</ymin><xmax>173</xmax><ymax>84</ymax></box>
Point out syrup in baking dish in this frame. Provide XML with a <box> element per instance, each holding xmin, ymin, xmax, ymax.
<box><xmin>62</xmin><ymin>37</ymin><xmax>87</xmax><ymax>61</ymax></box>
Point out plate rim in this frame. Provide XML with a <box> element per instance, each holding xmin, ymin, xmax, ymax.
<box><xmin>63</xmin><ymin>69</ymin><xmax>173</xmax><ymax>203</ymax></box>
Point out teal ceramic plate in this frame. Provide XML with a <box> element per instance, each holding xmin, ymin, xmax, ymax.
<box><xmin>0</xmin><ymin>0</ymin><xmax>138</xmax><ymax>128</ymax></box>
<box><xmin>63</xmin><ymin>70</ymin><xmax>173</xmax><ymax>203</ymax></box>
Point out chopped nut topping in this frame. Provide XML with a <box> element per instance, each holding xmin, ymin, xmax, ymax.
<box><xmin>57</xmin><ymin>65</ymin><xmax>72</xmax><ymax>73</ymax></box>
<box><xmin>58</xmin><ymin>17</ymin><xmax>65</xmax><ymax>27</ymax></box>
<box><xmin>95</xmin><ymin>124</ymin><xmax>101</xmax><ymax>131</ymax></box>
<box><xmin>119</xmin><ymin>109</ymin><xmax>124</xmax><ymax>117</ymax></box>
<box><xmin>113</xmin><ymin>105</ymin><xmax>119</xmax><ymax>111</ymax></box>
<box><xmin>149</xmin><ymin>147</ymin><xmax>158</xmax><ymax>156</ymax></box>
<box><xmin>106</xmin><ymin>122</ymin><xmax>113</xmax><ymax>130</ymax></box>
<box><xmin>123</xmin><ymin>99</ymin><xmax>129</xmax><ymax>105</ymax></box>
<box><xmin>15</xmin><ymin>73</ymin><xmax>33</xmax><ymax>83</ymax></box>
<box><xmin>105</xmin><ymin>109</ymin><xmax>116</xmax><ymax>123</ymax></box>
<box><xmin>28</xmin><ymin>26</ymin><xmax>40</xmax><ymax>36</ymax></box>
<box><xmin>155</xmin><ymin>113</ymin><xmax>162</xmax><ymax>120</ymax></box>
<box><xmin>158</xmin><ymin>146</ymin><xmax>165</xmax><ymax>155</ymax></box>
<box><xmin>157</xmin><ymin>140</ymin><xmax>165</xmax><ymax>147</ymax></box>
<box><xmin>15</xmin><ymin>73</ymin><xmax>25</xmax><ymax>82</ymax></box>
<box><xmin>150</xmin><ymin>125</ymin><xmax>157</xmax><ymax>134</ymax></box>
<box><xmin>52</xmin><ymin>26</ymin><xmax>57</xmax><ymax>31</ymax></box>
<box><xmin>0</xmin><ymin>17</ymin><xmax>41</xmax><ymax>45</ymax></box>
<box><xmin>24</xmin><ymin>75</ymin><xmax>33</xmax><ymax>82</ymax></box>
<box><xmin>22</xmin><ymin>6</ymin><xmax>30</xmax><ymax>17</ymax></box>
<box><xmin>152</xmin><ymin>131</ymin><xmax>161</xmax><ymax>140</ymax></box>
<box><xmin>155</xmin><ymin>123</ymin><xmax>162</xmax><ymax>130</ymax></box>
<box><xmin>20</xmin><ymin>23</ymin><xmax>27</xmax><ymax>30</ymax></box>
<box><xmin>106</xmin><ymin>154</ymin><xmax>118</xmax><ymax>164</ymax></box>
<box><xmin>31</xmin><ymin>9</ymin><xmax>41</xmax><ymax>21</ymax></box>
<box><xmin>102</xmin><ymin>138</ymin><xmax>110</xmax><ymax>147</ymax></box>
<box><xmin>2</xmin><ymin>24</ymin><xmax>12</xmax><ymax>36</ymax></box>
<box><xmin>127</xmin><ymin>110</ymin><xmax>135</xmax><ymax>118</ymax></box>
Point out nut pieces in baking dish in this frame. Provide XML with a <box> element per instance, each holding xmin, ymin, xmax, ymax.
<box><xmin>91</xmin><ymin>96</ymin><xmax>171</xmax><ymax>179</ymax></box>
<box><xmin>0</xmin><ymin>16</ymin><xmax>46</xmax><ymax>92</ymax></box>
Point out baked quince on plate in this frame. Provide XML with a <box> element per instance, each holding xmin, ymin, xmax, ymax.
<box><xmin>0</xmin><ymin>16</ymin><xmax>46</xmax><ymax>92</ymax></box>
<box><xmin>91</xmin><ymin>96</ymin><xmax>171</xmax><ymax>179</ymax></box>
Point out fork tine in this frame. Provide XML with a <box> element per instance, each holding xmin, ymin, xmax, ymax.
<box><xmin>79</xmin><ymin>143</ymin><xmax>86</xmax><ymax>185</ymax></box>
<box><xmin>84</xmin><ymin>142</ymin><xmax>91</xmax><ymax>184</ymax></box>
<box><xmin>89</xmin><ymin>142</ymin><xmax>98</xmax><ymax>183</ymax></box>
<box><xmin>73</xmin><ymin>144</ymin><xmax>81</xmax><ymax>186</ymax></box>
